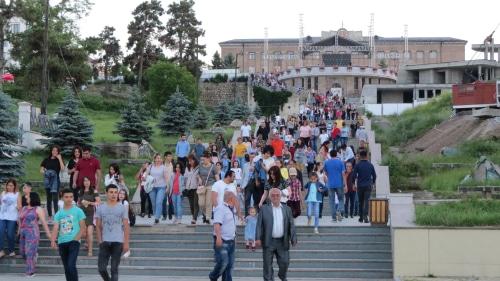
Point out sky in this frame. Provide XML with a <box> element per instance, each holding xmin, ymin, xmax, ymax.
<box><xmin>77</xmin><ymin>0</ymin><xmax>500</xmax><ymax>65</ymax></box>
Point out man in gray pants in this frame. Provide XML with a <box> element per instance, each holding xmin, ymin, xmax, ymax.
<box><xmin>256</xmin><ymin>188</ymin><xmax>297</xmax><ymax>281</ymax></box>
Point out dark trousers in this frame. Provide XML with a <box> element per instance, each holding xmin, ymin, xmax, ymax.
<box><xmin>263</xmin><ymin>238</ymin><xmax>290</xmax><ymax>281</ymax></box>
<box><xmin>45</xmin><ymin>189</ymin><xmax>59</xmax><ymax>217</ymax></box>
<box><xmin>72</xmin><ymin>187</ymin><xmax>80</xmax><ymax>204</ymax></box>
<box><xmin>177</xmin><ymin>157</ymin><xmax>188</xmax><ymax>169</ymax></box>
<box><xmin>186</xmin><ymin>189</ymin><xmax>199</xmax><ymax>220</ymax></box>
<box><xmin>244</xmin><ymin>179</ymin><xmax>264</xmax><ymax>216</ymax></box>
<box><xmin>140</xmin><ymin>188</ymin><xmax>153</xmax><ymax>215</ymax></box>
<box><xmin>209</xmin><ymin>239</ymin><xmax>235</xmax><ymax>281</ymax></box>
<box><xmin>58</xmin><ymin>240</ymin><xmax>80</xmax><ymax>281</ymax></box>
<box><xmin>358</xmin><ymin>188</ymin><xmax>372</xmax><ymax>219</ymax></box>
<box><xmin>98</xmin><ymin>242</ymin><xmax>123</xmax><ymax>281</ymax></box>
<box><xmin>344</xmin><ymin>191</ymin><xmax>356</xmax><ymax>216</ymax></box>
<box><xmin>162</xmin><ymin>194</ymin><xmax>174</xmax><ymax>219</ymax></box>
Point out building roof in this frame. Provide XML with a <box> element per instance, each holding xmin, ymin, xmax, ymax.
<box><xmin>220</xmin><ymin>36</ymin><xmax>467</xmax><ymax>45</ymax></box>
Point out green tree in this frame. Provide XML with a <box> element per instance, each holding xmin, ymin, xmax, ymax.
<box><xmin>127</xmin><ymin>0</ymin><xmax>164</xmax><ymax>91</ymax></box>
<box><xmin>40</xmin><ymin>89</ymin><xmax>94</xmax><ymax>157</ymax></box>
<box><xmin>223</xmin><ymin>53</ymin><xmax>235</xmax><ymax>68</ymax></box>
<box><xmin>114</xmin><ymin>95</ymin><xmax>152</xmax><ymax>144</ymax></box>
<box><xmin>9</xmin><ymin>0</ymin><xmax>92</xmax><ymax>101</ymax></box>
<box><xmin>0</xmin><ymin>89</ymin><xmax>24</xmax><ymax>182</ymax></box>
<box><xmin>230</xmin><ymin>102</ymin><xmax>250</xmax><ymax>120</ymax></box>
<box><xmin>192</xmin><ymin>103</ymin><xmax>209</xmax><ymax>129</ymax></box>
<box><xmin>99</xmin><ymin>26</ymin><xmax>122</xmax><ymax>94</ymax></box>
<box><xmin>213</xmin><ymin>101</ymin><xmax>231</xmax><ymax>125</ymax></box>
<box><xmin>145</xmin><ymin>61</ymin><xmax>197</xmax><ymax>109</ymax></box>
<box><xmin>253</xmin><ymin>104</ymin><xmax>262</xmax><ymax>119</ymax></box>
<box><xmin>378</xmin><ymin>59</ymin><xmax>388</xmax><ymax>69</ymax></box>
<box><xmin>0</xmin><ymin>0</ymin><xmax>18</xmax><ymax>77</ymax></box>
<box><xmin>157</xmin><ymin>87</ymin><xmax>192</xmax><ymax>135</ymax></box>
<box><xmin>211</xmin><ymin>51</ymin><xmax>223</xmax><ymax>69</ymax></box>
<box><xmin>160</xmin><ymin>0</ymin><xmax>206</xmax><ymax>78</ymax></box>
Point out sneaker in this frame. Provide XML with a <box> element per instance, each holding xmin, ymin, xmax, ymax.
<box><xmin>191</xmin><ymin>220</ymin><xmax>196</xmax><ymax>225</ymax></box>
<box><xmin>314</xmin><ymin>227</ymin><xmax>319</xmax><ymax>234</ymax></box>
<box><xmin>25</xmin><ymin>273</ymin><xmax>35</xmax><ymax>278</ymax></box>
<box><xmin>154</xmin><ymin>219</ymin><xmax>159</xmax><ymax>224</ymax></box>
<box><xmin>8</xmin><ymin>252</ymin><xmax>15</xmax><ymax>257</ymax></box>
<box><xmin>0</xmin><ymin>251</ymin><xmax>5</xmax><ymax>259</ymax></box>
<box><xmin>358</xmin><ymin>217</ymin><xmax>363</xmax><ymax>223</ymax></box>
<box><xmin>364</xmin><ymin>217</ymin><xmax>369</xmax><ymax>223</ymax></box>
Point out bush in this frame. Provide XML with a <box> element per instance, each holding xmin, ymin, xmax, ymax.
<box><xmin>78</xmin><ymin>94</ymin><xmax>127</xmax><ymax>112</ymax></box>
<box><xmin>458</xmin><ymin>138</ymin><xmax>500</xmax><ymax>159</ymax></box>
<box><xmin>2</xmin><ymin>83</ymin><xmax>26</xmax><ymax>100</ymax></box>
<box><xmin>253</xmin><ymin>86</ymin><xmax>292</xmax><ymax>116</ymax></box>
<box><xmin>48</xmin><ymin>88</ymin><xmax>66</xmax><ymax>103</ymax></box>
<box><xmin>416</xmin><ymin>198</ymin><xmax>500</xmax><ymax>226</ymax></box>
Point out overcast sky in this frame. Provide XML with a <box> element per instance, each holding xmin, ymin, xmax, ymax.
<box><xmin>78</xmin><ymin>0</ymin><xmax>500</xmax><ymax>64</ymax></box>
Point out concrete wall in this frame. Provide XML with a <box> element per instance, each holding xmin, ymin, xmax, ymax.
<box><xmin>393</xmin><ymin>228</ymin><xmax>500</xmax><ymax>278</ymax></box>
<box><xmin>199</xmin><ymin>82</ymin><xmax>248</xmax><ymax>107</ymax></box>
<box><xmin>419</xmin><ymin>69</ymin><xmax>435</xmax><ymax>84</ymax></box>
<box><xmin>381</xmin><ymin>91</ymin><xmax>404</xmax><ymax>103</ymax></box>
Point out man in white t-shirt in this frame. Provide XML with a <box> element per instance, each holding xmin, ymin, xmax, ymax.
<box><xmin>240</xmin><ymin>121</ymin><xmax>252</xmax><ymax>142</ymax></box>
<box><xmin>212</xmin><ymin>171</ymin><xmax>241</xmax><ymax>218</ymax></box>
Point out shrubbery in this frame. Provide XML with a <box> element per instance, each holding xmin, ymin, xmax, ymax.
<box><xmin>252</xmin><ymin>86</ymin><xmax>292</xmax><ymax>116</ymax></box>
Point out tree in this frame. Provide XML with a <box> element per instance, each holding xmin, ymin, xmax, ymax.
<box><xmin>124</xmin><ymin>42</ymin><xmax>165</xmax><ymax>83</ymax></box>
<box><xmin>9</xmin><ymin>0</ymin><xmax>92</xmax><ymax>111</ymax></box>
<box><xmin>378</xmin><ymin>59</ymin><xmax>388</xmax><ymax>69</ymax></box>
<box><xmin>145</xmin><ymin>61</ymin><xmax>197</xmax><ymax>109</ymax></box>
<box><xmin>0</xmin><ymin>89</ymin><xmax>24</xmax><ymax>182</ymax></box>
<box><xmin>99</xmin><ymin>26</ymin><xmax>122</xmax><ymax>94</ymax></box>
<box><xmin>223</xmin><ymin>53</ymin><xmax>235</xmax><ymax>68</ymax></box>
<box><xmin>0</xmin><ymin>0</ymin><xmax>18</xmax><ymax>78</ymax></box>
<box><xmin>192</xmin><ymin>104</ymin><xmax>209</xmax><ymax>129</ymax></box>
<box><xmin>230</xmin><ymin>102</ymin><xmax>250</xmax><ymax>120</ymax></box>
<box><xmin>253</xmin><ymin>104</ymin><xmax>262</xmax><ymax>119</ymax></box>
<box><xmin>40</xmin><ymin>89</ymin><xmax>94</xmax><ymax>157</ymax></box>
<box><xmin>127</xmin><ymin>0</ymin><xmax>164</xmax><ymax>91</ymax></box>
<box><xmin>213</xmin><ymin>102</ymin><xmax>231</xmax><ymax>125</ymax></box>
<box><xmin>160</xmin><ymin>0</ymin><xmax>206</xmax><ymax>78</ymax></box>
<box><xmin>114</xmin><ymin>94</ymin><xmax>152</xmax><ymax>144</ymax></box>
<box><xmin>211</xmin><ymin>51</ymin><xmax>223</xmax><ymax>69</ymax></box>
<box><xmin>157</xmin><ymin>87</ymin><xmax>192</xmax><ymax>135</ymax></box>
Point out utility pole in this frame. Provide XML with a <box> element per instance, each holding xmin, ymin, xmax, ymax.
<box><xmin>41</xmin><ymin>0</ymin><xmax>49</xmax><ymax>114</ymax></box>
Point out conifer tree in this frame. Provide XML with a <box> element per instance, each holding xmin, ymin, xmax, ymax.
<box><xmin>192</xmin><ymin>104</ymin><xmax>210</xmax><ymax>129</ymax></box>
<box><xmin>114</xmin><ymin>96</ymin><xmax>153</xmax><ymax>144</ymax></box>
<box><xmin>253</xmin><ymin>104</ymin><xmax>262</xmax><ymax>119</ymax></box>
<box><xmin>213</xmin><ymin>101</ymin><xmax>231</xmax><ymax>125</ymax></box>
<box><xmin>0</xmin><ymin>90</ymin><xmax>24</xmax><ymax>182</ymax></box>
<box><xmin>41</xmin><ymin>90</ymin><xmax>94</xmax><ymax>157</ymax></box>
<box><xmin>230</xmin><ymin>102</ymin><xmax>250</xmax><ymax>120</ymax></box>
<box><xmin>157</xmin><ymin>87</ymin><xmax>192</xmax><ymax>135</ymax></box>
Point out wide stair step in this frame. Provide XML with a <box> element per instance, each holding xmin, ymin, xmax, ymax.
<box><xmin>0</xmin><ymin>225</ymin><xmax>393</xmax><ymax>279</ymax></box>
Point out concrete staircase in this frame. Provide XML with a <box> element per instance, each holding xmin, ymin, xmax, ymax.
<box><xmin>0</xmin><ymin>223</ymin><xmax>392</xmax><ymax>279</ymax></box>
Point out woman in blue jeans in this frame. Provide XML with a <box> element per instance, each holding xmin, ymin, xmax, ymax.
<box><xmin>40</xmin><ymin>145</ymin><xmax>65</xmax><ymax>220</ymax></box>
<box><xmin>168</xmin><ymin>162</ymin><xmax>185</xmax><ymax>224</ymax></box>
<box><xmin>147</xmin><ymin>154</ymin><xmax>169</xmax><ymax>224</ymax></box>
<box><xmin>0</xmin><ymin>179</ymin><xmax>20</xmax><ymax>258</ymax></box>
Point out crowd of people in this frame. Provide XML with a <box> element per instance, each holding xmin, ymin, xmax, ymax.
<box><xmin>0</xmin><ymin>94</ymin><xmax>376</xmax><ymax>280</ymax></box>
<box><xmin>250</xmin><ymin>73</ymin><xmax>288</xmax><ymax>92</ymax></box>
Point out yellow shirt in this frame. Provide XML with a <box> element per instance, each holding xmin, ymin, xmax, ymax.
<box><xmin>280</xmin><ymin>167</ymin><xmax>289</xmax><ymax>180</ymax></box>
<box><xmin>234</xmin><ymin>143</ymin><xmax>247</xmax><ymax>157</ymax></box>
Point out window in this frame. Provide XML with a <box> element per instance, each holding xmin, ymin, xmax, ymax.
<box><xmin>288</xmin><ymin>51</ymin><xmax>294</xmax><ymax>60</ymax></box>
<box><xmin>368</xmin><ymin>78</ymin><xmax>372</xmax><ymax>84</ymax></box>
<box><xmin>416</xmin><ymin>51</ymin><xmax>424</xmax><ymax>59</ymax></box>
<box><xmin>10</xmin><ymin>23</ymin><xmax>20</xmax><ymax>33</ymax></box>
<box><xmin>435</xmin><ymin>89</ymin><xmax>441</xmax><ymax>96</ymax></box>
<box><xmin>292</xmin><ymin>78</ymin><xmax>295</xmax><ymax>87</ymax></box>
<box><xmin>389</xmin><ymin>51</ymin><xmax>399</xmax><ymax>59</ymax></box>
<box><xmin>377</xmin><ymin>51</ymin><xmax>385</xmax><ymax>59</ymax></box>
<box><xmin>418</xmin><ymin>90</ymin><xmax>425</xmax><ymax>99</ymax></box>
<box><xmin>354</xmin><ymin>77</ymin><xmax>359</xmax><ymax>90</ymax></box>
<box><xmin>404</xmin><ymin>51</ymin><xmax>411</xmax><ymax>59</ymax></box>
<box><xmin>314</xmin><ymin>76</ymin><xmax>318</xmax><ymax>90</ymax></box>
<box><xmin>248</xmin><ymin>52</ymin><xmax>256</xmax><ymax>60</ymax></box>
<box><xmin>301</xmin><ymin>78</ymin><xmax>304</xmax><ymax>88</ymax></box>
<box><xmin>429</xmin><ymin>50</ymin><xmax>438</xmax><ymax>59</ymax></box>
<box><xmin>361</xmin><ymin>77</ymin><xmax>365</xmax><ymax>88</ymax></box>
<box><xmin>427</xmin><ymin>90</ymin><xmax>434</xmax><ymax>98</ymax></box>
<box><xmin>307</xmin><ymin>77</ymin><xmax>311</xmax><ymax>89</ymax></box>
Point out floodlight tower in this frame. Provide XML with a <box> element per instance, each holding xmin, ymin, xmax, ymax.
<box><xmin>299</xmin><ymin>13</ymin><xmax>304</xmax><ymax>67</ymax></box>
<box><xmin>368</xmin><ymin>13</ymin><xmax>375</xmax><ymax>67</ymax></box>
<box><xmin>264</xmin><ymin>27</ymin><xmax>269</xmax><ymax>73</ymax></box>
<box><xmin>404</xmin><ymin>24</ymin><xmax>409</xmax><ymax>63</ymax></box>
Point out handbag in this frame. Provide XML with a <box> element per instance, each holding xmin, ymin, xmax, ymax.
<box><xmin>143</xmin><ymin>165</ymin><xmax>155</xmax><ymax>193</ymax></box>
<box><xmin>196</xmin><ymin>164</ymin><xmax>213</xmax><ymax>195</ymax></box>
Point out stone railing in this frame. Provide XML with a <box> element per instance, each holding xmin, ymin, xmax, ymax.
<box><xmin>278</xmin><ymin>66</ymin><xmax>398</xmax><ymax>81</ymax></box>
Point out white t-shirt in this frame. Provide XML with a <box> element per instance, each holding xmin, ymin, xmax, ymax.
<box><xmin>240</xmin><ymin>125</ymin><xmax>252</xmax><ymax>138</ymax></box>
<box><xmin>231</xmin><ymin>168</ymin><xmax>242</xmax><ymax>180</ymax></box>
<box><xmin>212</xmin><ymin>180</ymin><xmax>237</xmax><ymax>208</ymax></box>
<box><xmin>319</xmin><ymin>133</ymin><xmax>329</xmax><ymax>145</ymax></box>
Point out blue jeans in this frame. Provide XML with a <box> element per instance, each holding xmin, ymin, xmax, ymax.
<box><xmin>58</xmin><ymin>240</ymin><xmax>80</xmax><ymax>281</ymax></box>
<box><xmin>328</xmin><ymin>188</ymin><xmax>345</xmax><ymax>219</ymax></box>
<box><xmin>172</xmin><ymin>194</ymin><xmax>183</xmax><ymax>220</ymax></box>
<box><xmin>344</xmin><ymin>191</ymin><xmax>356</xmax><ymax>216</ymax></box>
<box><xmin>0</xmin><ymin>219</ymin><xmax>17</xmax><ymax>253</ymax></box>
<box><xmin>237</xmin><ymin>157</ymin><xmax>245</xmax><ymax>170</ymax></box>
<box><xmin>209</xmin><ymin>239</ymin><xmax>235</xmax><ymax>281</ymax></box>
<box><xmin>311</xmin><ymin>136</ymin><xmax>318</xmax><ymax>152</ymax></box>
<box><xmin>149</xmin><ymin>186</ymin><xmax>166</xmax><ymax>220</ymax></box>
<box><xmin>340</xmin><ymin>137</ymin><xmax>348</xmax><ymax>146</ymax></box>
<box><xmin>307</xmin><ymin>202</ymin><xmax>320</xmax><ymax>227</ymax></box>
<box><xmin>332</xmin><ymin>136</ymin><xmax>340</xmax><ymax>150</ymax></box>
<box><xmin>43</xmin><ymin>169</ymin><xmax>59</xmax><ymax>192</ymax></box>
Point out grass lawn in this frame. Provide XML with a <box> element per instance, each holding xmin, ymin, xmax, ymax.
<box><xmin>416</xmin><ymin>198</ymin><xmax>500</xmax><ymax>226</ymax></box>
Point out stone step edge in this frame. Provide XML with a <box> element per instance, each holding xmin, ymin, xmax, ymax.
<box><xmin>25</xmin><ymin>247</ymin><xmax>393</xmax><ymax>253</ymax></box>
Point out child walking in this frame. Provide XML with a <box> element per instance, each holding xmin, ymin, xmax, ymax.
<box><xmin>286</xmin><ymin>168</ymin><xmax>302</xmax><ymax>218</ymax></box>
<box><xmin>168</xmin><ymin>163</ymin><xmax>185</xmax><ymax>224</ymax></box>
<box><xmin>244</xmin><ymin>207</ymin><xmax>257</xmax><ymax>251</ymax></box>
<box><xmin>304</xmin><ymin>172</ymin><xmax>326</xmax><ymax>234</ymax></box>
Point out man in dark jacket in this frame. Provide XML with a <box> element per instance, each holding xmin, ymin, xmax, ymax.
<box><xmin>352</xmin><ymin>150</ymin><xmax>377</xmax><ymax>223</ymax></box>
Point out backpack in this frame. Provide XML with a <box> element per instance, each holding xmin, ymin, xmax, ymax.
<box><xmin>128</xmin><ymin>206</ymin><xmax>136</xmax><ymax>227</ymax></box>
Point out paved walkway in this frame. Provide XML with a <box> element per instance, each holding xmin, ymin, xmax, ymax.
<box><xmin>134</xmin><ymin>214</ymin><xmax>372</xmax><ymax>227</ymax></box>
<box><xmin>0</xmin><ymin>274</ymin><xmax>390</xmax><ymax>281</ymax></box>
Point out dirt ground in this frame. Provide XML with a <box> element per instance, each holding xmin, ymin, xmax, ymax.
<box><xmin>404</xmin><ymin>115</ymin><xmax>500</xmax><ymax>154</ymax></box>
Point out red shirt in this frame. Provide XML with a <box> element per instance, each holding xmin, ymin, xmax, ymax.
<box><xmin>271</xmin><ymin>139</ymin><xmax>285</xmax><ymax>157</ymax></box>
<box><xmin>331</xmin><ymin>127</ymin><xmax>341</xmax><ymax>139</ymax></box>
<box><xmin>172</xmin><ymin>172</ymin><xmax>180</xmax><ymax>195</ymax></box>
<box><xmin>75</xmin><ymin>156</ymin><xmax>101</xmax><ymax>187</ymax></box>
